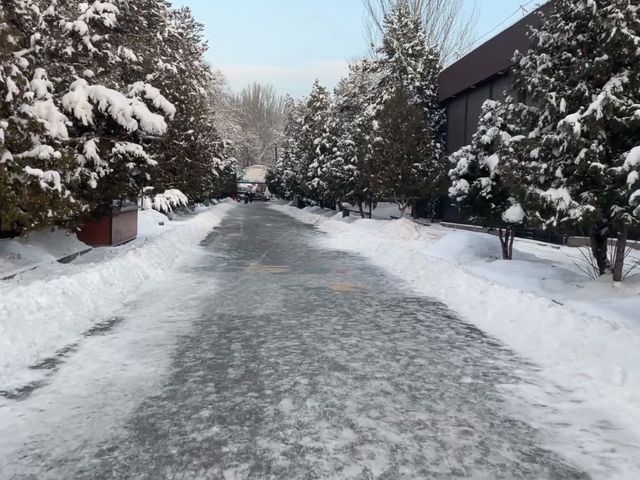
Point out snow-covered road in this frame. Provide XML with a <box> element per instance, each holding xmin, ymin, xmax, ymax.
<box><xmin>0</xmin><ymin>205</ymin><xmax>605</xmax><ymax>478</ymax></box>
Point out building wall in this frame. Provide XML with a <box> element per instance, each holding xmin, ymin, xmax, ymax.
<box><xmin>439</xmin><ymin>73</ymin><xmax>516</xmax><ymax>222</ymax></box>
<box><xmin>438</xmin><ymin>2</ymin><xmax>553</xmax><ymax>154</ymax></box>
<box><xmin>444</xmin><ymin>73</ymin><xmax>513</xmax><ymax>154</ymax></box>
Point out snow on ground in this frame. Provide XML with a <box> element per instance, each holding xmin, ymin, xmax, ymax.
<box><xmin>0</xmin><ymin>208</ymin><xmax>186</xmax><ymax>279</ymax></box>
<box><xmin>0</xmin><ymin>229</ymin><xmax>91</xmax><ymax>279</ymax></box>
<box><xmin>0</xmin><ymin>269</ymin><xmax>212</xmax><ymax>475</ymax></box>
<box><xmin>272</xmin><ymin>204</ymin><xmax>640</xmax><ymax>478</ymax></box>
<box><xmin>0</xmin><ymin>202</ymin><xmax>235</xmax><ymax>392</ymax></box>
<box><xmin>329</xmin><ymin>201</ymin><xmax>406</xmax><ymax>220</ymax></box>
<box><xmin>372</xmin><ymin>201</ymin><xmax>405</xmax><ymax>219</ymax></box>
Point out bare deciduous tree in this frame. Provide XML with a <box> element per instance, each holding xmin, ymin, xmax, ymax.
<box><xmin>209</xmin><ymin>77</ymin><xmax>286</xmax><ymax>168</ymax></box>
<box><xmin>209</xmin><ymin>69</ymin><xmax>244</xmax><ymax>156</ymax></box>
<box><xmin>363</xmin><ymin>0</ymin><xmax>479</xmax><ymax>65</ymax></box>
<box><xmin>232</xmin><ymin>83</ymin><xmax>286</xmax><ymax>168</ymax></box>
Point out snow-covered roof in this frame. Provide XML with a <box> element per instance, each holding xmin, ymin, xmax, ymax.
<box><xmin>239</xmin><ymin>164</ymin><xmax>268</xmax><ymax>184</ymax></box>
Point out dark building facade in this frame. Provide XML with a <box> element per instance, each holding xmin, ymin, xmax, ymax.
<box><xmin>439</xmin><ymin>2</ymin><xmax>553</xmax><ymax>154</ymax></box>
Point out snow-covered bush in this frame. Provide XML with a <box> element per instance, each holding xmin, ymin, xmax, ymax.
<box><xmin>449</xmin><ymin>100</ymin><xmax>529</xmax><ymax>260</ymax></box>
<box><xmin>143</xmin><ymin>189</ymin><xmax>189</xmax><ymax>214</ymax></box>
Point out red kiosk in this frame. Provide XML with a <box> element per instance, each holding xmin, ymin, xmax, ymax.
<box><xmin>76</xmin><ymin>204</ymin><xmax>138</xmax><ymax>247</ymax></box>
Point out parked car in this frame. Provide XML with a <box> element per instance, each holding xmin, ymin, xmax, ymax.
<box><xmin>253</xmin><ymin>192</ymin><xmax>270</xmax><ymax>202</ymax></box>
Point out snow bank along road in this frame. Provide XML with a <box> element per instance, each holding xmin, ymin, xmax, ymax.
<box><xmin>0</xmin><ymin>203</ymin><xmax>635</xmax><ymax>479</ymax></box>
<box><xmin>0</xmin><ymin>203</ymin><xmax>234</xmax><ymax>394</ymax></box>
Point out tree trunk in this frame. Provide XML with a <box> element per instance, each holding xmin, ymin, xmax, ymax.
<box><xmin>613</xmin><ymin>227</ymin><xmax>628</xmax><ymax>282</ymax></box>
<box><xmin>358</xmin><ymin>202</ymin><xmax>365</xmax><ymax>219</ymax></box>
<box><xmin>393</xmin><ymin>193</ymin><xmax>407</xmax><ymax>218</ymax></box>
<box><xmin>590</xmin><ymin>218</ymin><xmax>610</xmax><ymax>276</ymax></box>
<box><xmin>498</xmin><ymin>227</ymin><xmax>515</xmax><ymax>260</ymax></box>
<box><xmin>499</xmin><ymin>228</ymin><xmax>507</xmax><ymax>259</ymax></box>
<box><xmin>508</xmin><ymin>228</ymin><xmax>515</xmax><ymax>260</ymax></box>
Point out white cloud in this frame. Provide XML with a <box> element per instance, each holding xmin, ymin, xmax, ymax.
<box><xmin>219</xmin><ymin>60</ymin><xmax>350</xmax><ymax>98</ymax></box>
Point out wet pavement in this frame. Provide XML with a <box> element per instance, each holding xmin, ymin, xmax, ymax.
<box><xmin>0</xmin><ymin>204</ymin><xmax>588</xmax><ymax>479</ymax></box>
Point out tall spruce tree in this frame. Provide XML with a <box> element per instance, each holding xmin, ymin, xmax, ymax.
<box><xmin>139</xmin><ymin>6</ymin><xmax>227</xmax><ymax>206</ymax></box>
<box><xmin>300</xmin><ymin>80</ymin><xmax>333</xmax><ymax>205</ymax></box>
<box><xmin>332</xmin><ymin>61</ymin><xmax>379</xmax><ymax>217</ymax></box>
<box><xmin>267</xmin><ymin>97</ymin><xmax>305</xmax><ymax>199</ymax></box>
<box><xmin>368</xmin><ymin>0</ymin><xmax>445</xmax><ymax>215</ymax></box>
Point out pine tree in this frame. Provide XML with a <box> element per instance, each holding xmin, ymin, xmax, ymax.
<box><xmin>506</xmin><ymin>0</ymin><xmax>640</xmax><ymax>280</ymax></box>
<box><xmin>331</xmin><ymin>61</ymin><xmax>378</xmax><ymax>217</ymax></box>
<box><xmin>449</xmin><ymin>100</ymin><xmax>533</xmax><ymax>259</ymax></box>
<box><xmin>368</xmin><ymin>0</ymin><xmax>445</xmax><ymax>214</ymax></box>
<box><xmin>3</xmin><ymin>0</ymin><xmax>236</xmax><ymax>230</ymax></box>
<box><xmin>373</xmin><ymin>86</ymin><xmax>437</xmax><ymax>216</ymax></box>
<box><xmin>310</xmin><ymin>99</ymin><xmax>346</xmax><ymax>206</ymax></box>
<box><xmin>37</xmin><ymin>0</ymin><xmax>176</xmax><ymax>218</ymax></box>
<box><xmin>139</xmin><ymin>6</ymin><xmax>227</xmax><ymax>207</ymax></box>
<box><xmin>299</xmin><ymin>80</ymin><xmax>333</xmax><ymax>205</ymax></box>
<box><xmin>621</xmin><ymin>147</ymin><xmax>640</xmax><ymax>221</ymax></box>
<box><xmin>0</xmin><ymin>0</ymin><xmax>75</xmax><ymax>234</ymax></box>
<box><xmin>267</xmin><ymin>97</ymin><xmax>305</xmax><ymax>199</ymax></box>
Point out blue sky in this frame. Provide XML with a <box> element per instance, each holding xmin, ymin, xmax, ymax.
<box><xmin>171</xmin><ymin>0</ymin><xmax>545</xmax><ymax>97</ymax></box>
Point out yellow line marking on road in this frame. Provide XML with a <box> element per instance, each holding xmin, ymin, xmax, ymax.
<box><xmin>329</xmin><ymin>282</ymin><xmax>362</xmax><ymax>293</ymax></box>
<box><xmin>245</xmin><ymin>262</ymin><xmax>291</xmax><ymax>274</ymax></box>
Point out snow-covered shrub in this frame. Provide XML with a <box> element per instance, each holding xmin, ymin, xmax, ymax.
<box><xmin>449</xmin><ymin>100</ymin><xmax>528</xmax><ymax>260</ymax></box>
<box><xmin>143</xmin><ymin>189</ymin><xmax>189</xmax><ymax>214</ymax></box>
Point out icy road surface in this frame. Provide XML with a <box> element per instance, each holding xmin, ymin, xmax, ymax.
<box><xmin>0</xmin><ymin>205</ymin><xmax>588</xmax><ymax>479</ymax></box>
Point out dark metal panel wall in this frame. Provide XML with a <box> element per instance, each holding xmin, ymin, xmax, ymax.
<box><xmin>490</xmin><ymin>74</ymin><xmax>514</xmax><ymax>101</ymax></box>
<box><xmin>445</xmin><ymin>97</ymin><xmax>467</xmax><ymax>154</ymax></box>
<box><xmin>438</xmin><ymin>1</ymin><xmax>553</xmax><ymax>101</ymax></box>
<box><xmin>465</xmin><ymin>84</ymin><xmax>493</xmax><ymax>145</ymax></box>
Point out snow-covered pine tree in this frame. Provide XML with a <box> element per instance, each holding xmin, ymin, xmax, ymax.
<box><xmin>508</xmin><ymin>0</ymin><xmax>640</xmax><ymax>281</ymax></box>
<box><xmin>135</xmin><ymin>5</ymin><xmax>227</xmax><ymax>208</ymax></box>
<box><xmin>299</xmin><ymin>80</ymin><xmax>333</xmax><ymax>206</ymax></box>
<box><xmin>620</xmin><ymin>146</ymin><xmax>640</xmax><ymax>229</ymax></box>
<box><xmin>448</xmin><ymin>99</ymin><xmax>533</xmax><ymax>259</ymax></box>
<box><xmin>210</xmin><ymin>155</ymin><xmax>239</xmax><ymax>200</ymax></box>
<box><xmin>374</xmin><ymin>86</ymin><xmax>440</xmax><ymax>217</ymax></box>
<box><xmin>267</xmin><ymin>96</ymin><xmax>305</xmax><ymax>200</ymax></box>
<box><xmin>311</xmin><ymin>97</ymin><xmax>347</xmax><ymax>206</ymax></box>
<box><xmin>332</xmin><ymin>61</ymin><xmax>378</xmax><ymax>217</ymax></box>
<box><xmin>368</xmin><ymin>0</ymin><xmax>445</xmax><ymax>215</ymax></box>
<box><xmin>37</xmin><ymin>0</ymin><xmax>175</xmax><ymax>219</ymax></box>
<box><xmin>0</xmin><ymin>0</ymin><xmax>75</xmax><ymax>234</ymax></box>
